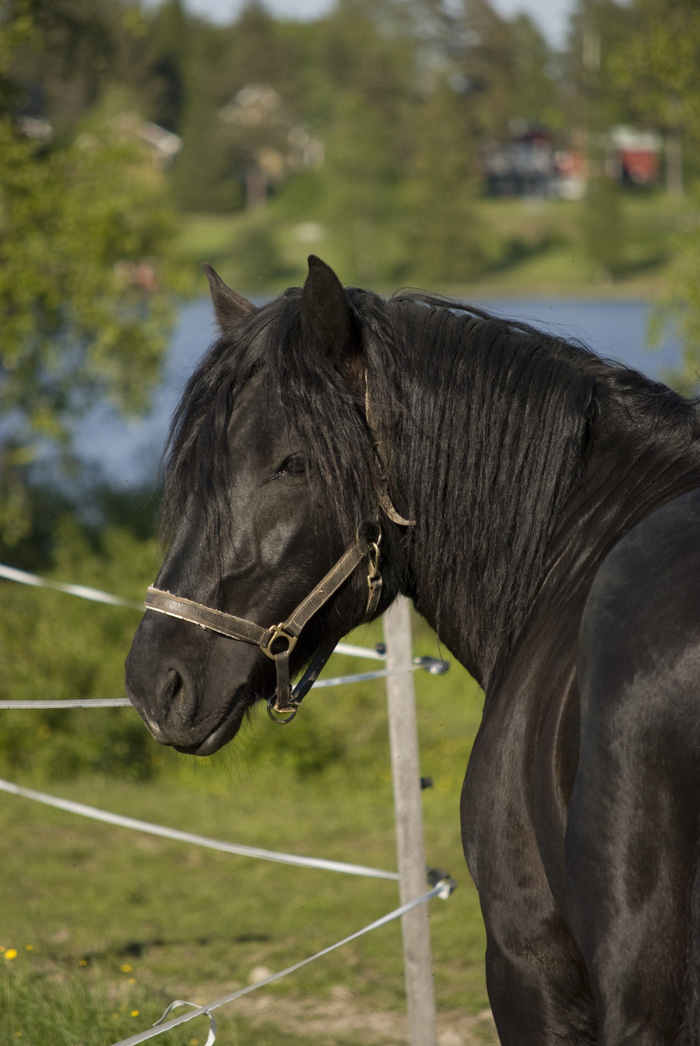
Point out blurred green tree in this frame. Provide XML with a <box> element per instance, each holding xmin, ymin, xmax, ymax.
<box><xmin>143</xmin><ymin>0</ymin><xmax>189</xmax><ymax>133</ymax></box>
<box><xmin>564</xmin><ymin>0</ymin><xmax>636</xmax><ymax>133</ymax></box>
<box><xmin>0</xmin><ymin>520</ymin><xmax>165</xmax><ymax>781</ymax></box>
<box><xmin>0</xmin><ymin>1</ymin><xmax>183</xmax><ymax>543</ymax></box>
<box><xmin>509</xmin><ymin>14</ymin><xmax>565</xmax><ymax>133</ymax></box>
<box><xmin>565</xmin><ymin>1</ymin><xmax>634</xmax><ymax>284</ymax></box>
<box><xmin>610</xmin><ymin>0</ymin><xmax>700</xmax><ymax>196</ymax></box>
<box><xmin>169</xmin><ymin>2</ymin><xmax>310</xmax><ymax>213</ymax></box>
<box><xmin>403</xmin><ymin>79</ymin><xmax>486</xmax><ymax>286</ymax></box>
<box><xmin>308</xmin><ymin>0</ymin><xmax>414</xmax><ymax>282</ymax></box>
<box><xmin>610</xmin><ymin>0</ymin><xmax>700</xmax><ymax>372</ymax></box>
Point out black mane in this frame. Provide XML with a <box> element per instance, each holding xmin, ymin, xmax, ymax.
<box><xmin>162</xmin><ymin>288</ymin><xmax>700</xmax><ymax>682</ymax></box>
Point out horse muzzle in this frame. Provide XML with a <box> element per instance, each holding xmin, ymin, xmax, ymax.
<box><xmin>125</xmin><ymin>612</ymin><xmax>259</xmax><ymax>754</ymax></box>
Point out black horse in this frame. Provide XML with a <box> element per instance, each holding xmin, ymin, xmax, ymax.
<box><xmin>126</xmin><ymin>256</ymin><xmax>700</xmax><ymax>1044</ymax></box>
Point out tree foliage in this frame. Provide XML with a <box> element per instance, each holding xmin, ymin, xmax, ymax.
<box><xmin>610</xmin><ymin>0</ymin><xmax>700</xmax><ymax>146</ymax></box>
<box><xmin>607</xmin><ymin>0</ymin><xmax>700</xmax><ymax>361</ymax></box>
<box><xmin>0</xmin><ymin>1</ymin><xmax>183</xmax><ymax>541</ymax></box>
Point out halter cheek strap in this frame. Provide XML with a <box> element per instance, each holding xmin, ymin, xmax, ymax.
<box><xmin>364</xmin><ymin>369</ymin><xmax>415</xmax><ymax>528</ymax></box>
<box><xmin>144</xmin><ymin>536</ymin><xmax>383</xmax><ymax>724</ymax></box>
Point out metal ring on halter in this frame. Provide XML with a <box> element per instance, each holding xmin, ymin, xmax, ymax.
<box><xmin>266</xmin><ymin>699</ymin><xmax>298</xmax><ymax>724</ymax></box>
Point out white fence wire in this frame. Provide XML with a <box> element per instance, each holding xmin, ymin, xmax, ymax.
<box><xmin>0</xmin><ymin>776</ymin><xmax>400</xmax><ymax>881</ymax></box>
<box><xmin>112</xmin><ymin>881</ymin><xmax>453</xmax><ymax>1046</ymax></box>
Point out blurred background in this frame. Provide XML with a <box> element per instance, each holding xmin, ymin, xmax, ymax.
<box><xmin>0</xmin><ymin>2</ymin><xmax>699</xmax><ymax>1042</ymax></box>
<box><xmin>3</xmin><ymin>0</ymin><xmax>700</xmax><ymax>551</ymax></box>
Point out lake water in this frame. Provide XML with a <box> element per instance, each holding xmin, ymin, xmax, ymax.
<box><xmin>72</xmin><ymin>296</ymin><xmax>686</xmax><ymax>489</ymax></box>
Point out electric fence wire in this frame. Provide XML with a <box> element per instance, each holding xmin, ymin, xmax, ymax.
<box><xmin>0</xmin><ymin>777</ymin><xmax>400</xmax><ymax>881</ymax></box>
<box><xmin>109</xmin><ymin>880</ymin><xmax>455</xmax><ymax>1046</ymax></box>
<box><xmin>0</xmin><ymin>562</ymin><xmax>386</xmax><ymax>661</ymax></box>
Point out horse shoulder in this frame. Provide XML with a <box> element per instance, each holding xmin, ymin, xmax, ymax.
<box><xmin>577</xmin><ymin>486</ymin><xmax>700</xmax><ymax>736</ymax></box>
<box><xmin>565</xmin><ymin>488</ymin><xmax>700</xmax><ymax>1037</ymax></box>
<box><xmin>571</xmin><ymin>484</ymin><xmax>700</xmax><ymax>893</ymax></box>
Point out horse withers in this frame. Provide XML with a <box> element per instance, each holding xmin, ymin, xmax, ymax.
<box><xmin>126</xmin><ymin>256</ymin><xmax>700</xmax><ymax>1044</ymax></box>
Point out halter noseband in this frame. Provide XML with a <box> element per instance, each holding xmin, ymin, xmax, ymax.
<box><xmin>144</xmin><ymin>535</ymin><xmax>383</xmax><ymax>724</ymax></box>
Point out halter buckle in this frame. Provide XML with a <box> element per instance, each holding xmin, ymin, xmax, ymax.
<box><xmin>261</xmin><ymin>623</ymin><xmax>298</xmax><ymax>661</ymax></box>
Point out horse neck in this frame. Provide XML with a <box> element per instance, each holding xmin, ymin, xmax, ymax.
<box><xmin>376</xmin><ymin>309</ymin><xmax>700</xmax><ymax>690</ymax></box>
<box><xmin>378</xmin><ymin>334</ymin><xmax>590</xmax><ymax>687</ymax></box>
<box><xmin>399</xmin><ymin>435</ymin><xmax>700</xmax><ymax>691</ymax></box>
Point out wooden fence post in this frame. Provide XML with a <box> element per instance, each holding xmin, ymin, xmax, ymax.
<box><xmin>383</xmin><ymin>595</ymin><xmax>437</xmax><ymax>1046</ymax></box>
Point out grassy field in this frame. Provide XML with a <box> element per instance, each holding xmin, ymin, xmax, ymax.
<box><xmin>175</xmin><ymin>191</ymin><xmax>693</xmax><ymax>302</ymax></box>
<box><xmin>0</xmin><ymin>613</ymin><xmax>497</xmax><ymax>1046</ymax></box>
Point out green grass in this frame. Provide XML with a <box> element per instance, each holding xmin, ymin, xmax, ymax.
<box><xmin>176</xmin><ymin>191</ymin><xmax>695</xmax><ymax>300</ymax></box>
<box><xmin>474</xmin><ymin>192</ymin><xmax>689</xmax><ymax>298</ymax></box>
<box><xmin>0</xmin><ymin>615</ymin><xmax>497</xmax><ymax>1045</ymax></box>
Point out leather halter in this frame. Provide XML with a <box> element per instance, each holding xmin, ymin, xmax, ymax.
<box><xmin>144</xmin><ymin>536</ymin><xmax>383</xmax><ymax>724</ymax></box>
<box><xmin>144</xmin><ymin>373</ymin><xmax>413</xmax><ymax>724</ymax></box>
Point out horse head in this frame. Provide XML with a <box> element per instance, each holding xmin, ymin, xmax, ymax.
<box><xmin>125</xmin><ymin>257</ymin><xmax>406</xmax><ymax>755</ymax></box>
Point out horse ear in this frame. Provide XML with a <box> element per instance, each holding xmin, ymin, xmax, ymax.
<box><xmin>301</xmin><ymin>255</ymin><xmax>359</xmax><ymax>365</ymax></box>
<box><xmin>202</xmin><ymin>263</ymin><xmax>257</xmax><ymax>331</ymax></box>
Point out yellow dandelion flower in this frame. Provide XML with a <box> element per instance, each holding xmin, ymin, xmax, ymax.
<box><xmin>4</xmin><ymin>949</ymin><xmax>18</xmax><ymax>960</ymax></box>
<box><xmin>131</xmin><ymin>1010</ymin><xmax>139</xmax><ymax>1018</ymax></box>
<box><xmin>79</xmin><ymin>959</ymin><xmax>88</xmax><ymax>967</ymax></box>
<box><xmin>25</xmin><ymin>945</ymin><xmax>33</xmax><ymax>952</ymax></box>
<box><xmin>120</xmin><ymin>963</ymin><xmax>133</xmax><ymax>973</ymax></box>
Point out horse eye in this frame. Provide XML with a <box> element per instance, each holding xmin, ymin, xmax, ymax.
<box><xmin>278</xmin><ymin>455</ymin><xmax>305</xmax><ymax>477</ymax></box>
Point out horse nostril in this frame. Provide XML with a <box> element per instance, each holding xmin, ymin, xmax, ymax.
<box><xmin>159</xmin><ymin>666</ymin><xmax>197</xmax><ymax>723</ymax></box>
<box><xmin>165</xmin><ymin>668</ymin><xmax>183</xmax><ymax>704</ymax></box>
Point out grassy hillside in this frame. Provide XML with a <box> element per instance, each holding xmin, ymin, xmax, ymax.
<box><xmin>176</xmin><ymin>191</ymin><xmax>692</xmax><ymax>301</ymax></box>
